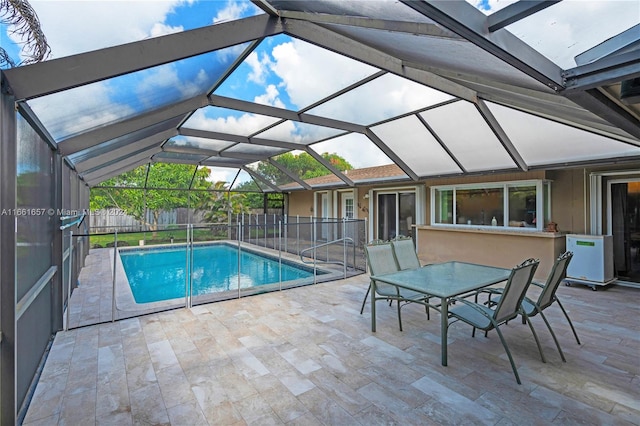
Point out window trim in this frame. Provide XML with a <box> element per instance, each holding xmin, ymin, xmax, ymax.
<box><xmin>430</xmin><ymin>179</ymin><xmax>550</xmax><ymax>231</ymax></box>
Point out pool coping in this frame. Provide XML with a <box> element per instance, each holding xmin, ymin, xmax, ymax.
<box><xmin>111</xmin><ymin>240</ymin><xmax>347</xmax><ymax>312</ymax></box>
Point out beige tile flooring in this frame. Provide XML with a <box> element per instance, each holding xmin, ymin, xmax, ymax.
<box><xmin>23</xmin><ymin>250</ymin><xmax>640</xmax><ymax>425</ymax></box>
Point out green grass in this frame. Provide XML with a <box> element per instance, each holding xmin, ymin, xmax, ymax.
<box><xmin>90</xmin><ymin>228</ymin><xmax>229</xmax><ymax>248</ymax></box>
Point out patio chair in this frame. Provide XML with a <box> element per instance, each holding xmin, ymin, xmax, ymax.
<box><xmin>391</xmin><ymin>237</ymin><xmax>421</xmax><ymax>270</ymax></box>
<box><xmin>484</xmin><ymin>251</ymin><xmax>579</xmax><ymax>362</ymax></box>
<box><xmin>447</xmin><ymin>258</ymin><xmax>540</xmax><ymax>384</ymax></box>
<box><xmin>361</xmin><ymin>242</ymin><xmax>430</xmax><ymax>331</ymax></box>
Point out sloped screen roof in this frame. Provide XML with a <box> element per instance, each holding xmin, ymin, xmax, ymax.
<box><xmin>2</xmin><ymin>0</ymin><xmax>639</xmax><ymax>191</ymax></box>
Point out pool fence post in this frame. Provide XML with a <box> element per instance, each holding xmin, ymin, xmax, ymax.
<box><xmin>237</xmin><ymin>222</ymin><xmax>241</xmax><ymax>299</ymax></box>
<box><xmin>111</xmin><ymin>230</ymin><xmax>117</xmax><ymax>323</ymax></box>
<box><xmin>189</xmin><ymin>224</ymin><xmax>193</xmax><ymax>309</ymax></box>
<box><xmin>343</xmin><ymin>218</ymin><xmax>347</xmax><ymax>279</ymax></box>
<box><xmin>264</xmin><ymin>213</ymin><xmax>267</xmax><ymax>248</ymax></box>
<box><xmin>184</xmin><ymin>224</ymin><xmax>189</xmax><ymax>308</ymax></box>
<box><xmin>283</xmin><ymin>214</ymin><xmax>288</xmax><ymax>254</ymax></box>
<box><xmin>296</xmin><ymin>215</ymin><xmax>300</xmax><ymax>255</ymax></box>
<box><xmin>278</xmin><ymin>221</ymin><xmax>282</xmax><ymax>291</ymax></box>
<box><xmin>312</xmin><ymin>217</ymin><xmax>317</xmax><ymax>284</ymax></box>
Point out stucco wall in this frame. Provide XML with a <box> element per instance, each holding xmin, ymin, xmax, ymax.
<box><xmin>416</xmin><ymin>226</ymin><xmax>566</xmax><ymax>279</ymax></box>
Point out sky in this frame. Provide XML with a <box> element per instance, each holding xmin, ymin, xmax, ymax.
<box><xmin>2</xmin><ymin>0</ymin><xmax>639</xmax><ymax>185</ymax></box>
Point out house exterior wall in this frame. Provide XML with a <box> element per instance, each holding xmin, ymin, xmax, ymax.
<box><xmin>286</xmin><ymin>165</ymin><xmax>640</xmax><ymax>279</ymax></box>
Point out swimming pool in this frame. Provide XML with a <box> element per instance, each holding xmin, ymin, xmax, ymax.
<box><xmin>119</xmin><ymin>243</ymin><xmax>319</xmax><ymax>303</ymax></box>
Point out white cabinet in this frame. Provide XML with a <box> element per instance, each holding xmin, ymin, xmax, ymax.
<box><xmin>566</xmin><ymin>235</ymin><xmax>614</xmax><ymax>286</ymax></box>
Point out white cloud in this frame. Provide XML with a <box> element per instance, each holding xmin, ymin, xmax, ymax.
<box><xmin>149</xmin><ymin>22</ymin><xmax>184</xmax><ymax>38</ymax></box>
<box><xmin>269</xmin><ymin>39</ymin><xmax>377</xmax><ymax>108</ymax></box>
<box><xmin>186</xmin><ymin>108</ymin><xmax>280</xmax><ymax>136</ymax></box>
<box><xmin>212</xmin><ymin>0</ymin><xmax>256</xmax><ymax>24</ymax></box>
<box><xmin>245</xmin><ymin>51</ymin><xmax>271</xmax><ymax>84</ymax></box>
<box><xmin>28</xmin><ymin>0</ymin><xmax>189</xmax><ymax>59</ymax></box>
<box><xmin>254</xmin><ymin>84</ymin><xmax>286</xmax><ymax>108</ymax></box>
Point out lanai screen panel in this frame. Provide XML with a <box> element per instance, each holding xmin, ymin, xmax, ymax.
<box><xmin>153</xmin><ymin>152</ymin><xmax>210</xmax><ymax>164</ymax></box>
<box><xmin>499</xmin><ymin>1</ymin><xmax>640</xmax><ymax>69</ymax></box>
<box><xmin>164</xmin><ymin>136</ymin><xmax>235</xmax><ymax>152</ymax></box>
<box><xmin>182</xmin><ymin>107</ymin><xmax>281</xmax><ymax>136</ymax></box>
<box><xmin>322</xmin><ymin>24</ymin><xmax>553</xmax><ymax>92</ymax></box>
<box><xmin>268</xmin><ymin>0</ymin><xmax>438</xmax><ymax>22</ymax></box>
<box><xmin>487</xmin><ymin>102</ymin><xmax>640</xmax><ymax>166</ymax></box>
<box><xmin>255</xmin><ymin>121</ymin><xmax>345</xmax><ymax>144</ymax></box>
<box><xmin>145</xmin><ymin>163</ymin><xmax>197</xmax><ymax>189</ymax></box>
<box><xmin>307</xmin><ymin>73</ymin><xmax>454</xmax><ymax>125</ymax></box>
<box><xmin>27</xmin><ymin>45</ymin><xmax>250</xmax><ymax>141</ymax></box>
<box><xmin>214</xmin><ymin>34</ymin><xmax>379</xmax><ymax>111</ymax></box>
<box><xmin>371</xmin><ymin>115</ymin><xmax>462</xmax><ymax>177</ymax></box>
<box><xmin>309</xmin><ymin>133</ymin><xmax>393</xmax><ymax>170</ymax></box>
<box><xmin>419</xmin><ymin>101</ymin><xmax>516</xmax><ymax>172</ymax></box>
<box><xmin>223</xmin><ymin>143</ymin><xmax>288</xmax><ymax>157</ymax></box>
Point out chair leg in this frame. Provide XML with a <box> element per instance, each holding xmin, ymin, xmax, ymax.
<box><xmin>359</xmin><ymin>284</ymin><xmax>371</xmax><ymax>315</ymax></box>
<box><xmin>555</xmin><ymin>298</ymin><xmax>581</xmax><ymax>345</ymax></box>
<box><xmin>494</xmin><ymin>325</ymin><xmax>522</xmax><ymax>385</ymax></box>
<box><xmin>523</xmin><ymin>313</ymin><xmax>546</xmax><ymax>363</ymax></box>
<box><xmin>424</xmin><ymin>299</ymin><xmax>430</xmax><ymax>320</ymax></box>
<box><xmin>538</xmin><ymin>311</ymin><xmax>566</xmax><ymax>362</ymax></box>
<box><xmin>397</xmin><ymin>299</ymin><xmax>403</xmax><ymax>332</ymax></box>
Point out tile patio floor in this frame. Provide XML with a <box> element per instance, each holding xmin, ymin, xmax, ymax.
<box><xmin>22</xmin><ymin>249</ymin><xmax>640</xmax><ymax>425</ymax></box>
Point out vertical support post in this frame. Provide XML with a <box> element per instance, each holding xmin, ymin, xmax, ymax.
<box><xmin>237</xmin><ymin>222</ymin><xmax>241</xmax><ymax>299</ymax></box>
<box><xmin>278</xmin><ymin>221</ymin><xmax>282</xmax><ymax>291</ymax></box>
<box><xmin>264</xmin><ymin>213</ymin><xmax>267</xmax><ymax>247</ymax></box>
<box><xmin>296</xmin><ymin>215</ymin><xmax>300</xmax><ymax>255</ymax></box>
<box><xmin>111</xmin><ymin>230</ymin><xmax>117</xmax><ymax>322</ymax></box>
<box><xmin>65</xmin><ymin>231</ymin><xmax>74</xmax><ymax>331</ymax></box>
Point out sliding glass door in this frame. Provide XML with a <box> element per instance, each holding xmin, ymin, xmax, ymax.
<box><xmin>377</xmin><ymin>191</ymin><xmax>416</xmax><ymax>240</ymax></box>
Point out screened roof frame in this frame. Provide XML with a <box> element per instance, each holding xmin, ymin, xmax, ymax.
<box><xmin>1</xmin><ymin>0</ymin><xmax>638</xmax><ymax>193</ymax></box>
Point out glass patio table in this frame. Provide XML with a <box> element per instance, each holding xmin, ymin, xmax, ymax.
<box><xmin>371</xmin><ymin>261</ymin><xmax>512</xmax><ymax>366</ymax></box>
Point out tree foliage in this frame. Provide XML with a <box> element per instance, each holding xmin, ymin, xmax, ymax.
<box><xmin>256</xmin><ymin>152</ymin><xmax>353</xmax><ymax>186</ymax></box>
<box><xmin>197</xmin><ymin>181</ymin><xmax>249</xmax><ymax>223</ymax></box>
<box><xmin>90</xmin><ymin>163</ymin><xmax>212</xmax><ymax>229</ymax></box>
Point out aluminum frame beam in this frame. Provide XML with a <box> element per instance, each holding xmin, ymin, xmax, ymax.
<box><xmin>2</xmin><ymin>14</ymin><xmax>283</xmax><ymax>100</ymax></box>
<box><xmin>575</xmin><ymin>24</ymin><xmax>640</xmax><ymax>66</ymax></box>
<box><xmin>280</xmin><ymin>11</ymin><xmax>461</xmax><ymax>40</ymax></box>
<box><xmin>57</xmin><ymin>96</ymin><xmax>206</xmax><ymax>155</ymax></box>
<box><xmin>208</xmin><ymin>94</ymin><xmax>367</xmax><ymax>133</ymax></box>
<box><xmin>476</xmin><ymin>99</ymin><xmax>528</xmax><ymax>171</ymax></box>
<box><xmin>283</xmin><ymin>19</ymin><xmax>478</xmax><ymax>102</ymax></box>
<box><xmin>72</xmin><ymin>128</ymin><xmax>176</xmax><ymax>172</ymax></box>
<box><xmin>562</xmin><ymin>51</ymin><xmax>640</xmax><ymax>92</ymax></box>
<box><xmin>268</xmin><ymin>158</ymin><xmax>312</xmax><ymax>190</ymax></box>
<box><xmin>487</xmin><ymin>1</ymin><xmax>560</xmax><ymax>32</ymax></box>
<box><xmin>303</xmin><ymin>147</ymin><xmax>355</xmax><ymax>187</ymax></box>
<box><xmin>399</xmin><ymin>0</ymin><xmax>564</xmax><ymax>91</ymax></box>
<box><xmin>364</xmin><ymin>129</ymin><xmax>420</xmax><ymax>181</ymax></box>
<box><xmin>242</xmin><ymin>166</ymin><xmax>281</xmax><ymax>192</ymax></box>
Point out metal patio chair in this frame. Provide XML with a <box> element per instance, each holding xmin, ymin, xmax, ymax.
<box><xmin>361</xmin><ymin>242</ymin><xmax>430</xmax><ymax>331</ymax></box>
<box><xmin>484</xmin><ymin>251</ymin><xmax>580</xmax><ymax>362</ymax></box>
<box><xmin>390</xmin><ymin>237</ymin><xmax>421</xmax><ymax>270</ymax></box>
<box><xmin>448</xmin><ymin>258</ymin><xmax>540</xmax><ymax>384</ymax></box>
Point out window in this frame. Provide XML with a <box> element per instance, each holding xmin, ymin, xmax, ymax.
<box><xmin>431</xmin><ymin>180</ymin><xmax>550</xmax><ymax>230</ymax></box>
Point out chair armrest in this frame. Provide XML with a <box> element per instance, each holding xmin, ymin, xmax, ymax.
<box><xmin>530</xmin><ymin>281</ymin><xmax>544</xmax><ymax>289</ymax></box>
<box><xmin>450</xmin><ymin>297</ymin><xmax>493</xmax><ymax>318</ymax></box>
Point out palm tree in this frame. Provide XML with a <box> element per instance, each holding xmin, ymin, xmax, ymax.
<box><xmin>198</xmin><ymin>181</ymin><xmax>249</xmax><ymax>224</ymax></box>
<box><xmin>1</xmin><ymin>0</ymin><xmax>51</xmax><ymax>67</ymax></box>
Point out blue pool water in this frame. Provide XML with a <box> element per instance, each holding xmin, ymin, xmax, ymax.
<box><xmin>119</xmin><ymin>244</ymin><xmax>316</xmax><ymax>303</ymax></box>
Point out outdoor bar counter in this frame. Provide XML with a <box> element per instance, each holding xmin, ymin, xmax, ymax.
<box><xmin>415</xmin><ymin>225</ymin><xmax>566</xmax><ymax>280</ymax></box>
